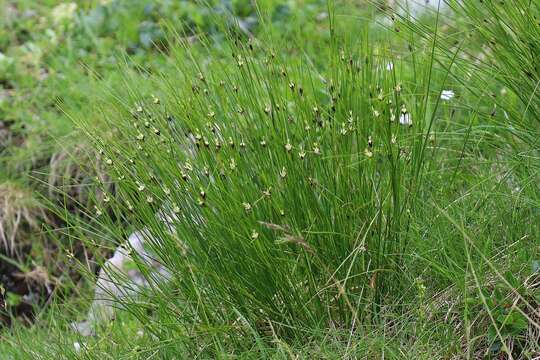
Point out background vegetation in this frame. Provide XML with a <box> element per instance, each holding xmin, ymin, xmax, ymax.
<box><xmin>0</xmin><ymin>0</ymin><xmax>538</xmax><ymax>358</ymax></box>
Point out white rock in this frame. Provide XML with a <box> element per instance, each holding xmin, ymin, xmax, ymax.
<box><xmin>72</xmin><ymin>224</ymin><xmax>173</xmax><ymax>336</ymax></box>
<box><xmin>73</xmin><ymin>342</ymin><xmax>85</xmax><ymax>352</ymax></box>
<box><xmin>390</xmin><ymin>0</ymin><xmax>449</xmax><ymax>15</ymax></box>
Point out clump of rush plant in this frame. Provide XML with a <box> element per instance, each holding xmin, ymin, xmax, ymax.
<box><xmin>448</xmin><ymin>1</ymin><xmax>540</xmax><ymax>119</ymax></box>
<box><xmin>394</xmin><ymin>1</ymin><xmax>540</xmax><ymax>357</ymax></box>
<box><xmin>72</xmin><ymin>15</ymin><xmax>451</xmax><ymax>353</ymax></box>
<box><xmin>450</xmin><ymin>0</ymin><xmax>540</xmax><ymax>208</ymax></box>
<box><xmin>401</xmin><ymin>0</ymin><xmax>539</xmax><ymax>196</ymax></box>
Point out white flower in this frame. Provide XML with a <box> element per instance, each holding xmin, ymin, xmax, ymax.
<box><xmin>440</xmin><ymin>90</ymin><xmax>455</xmax><ymax>101</ymax></box>
<box><xmin>399</xmin><ymin>113</ymin><xmax>412</xmax><ymax>125</ymax></box>
<box><xmin>386</xmin><ymin>62</ymin><xmax>394</xmax><ymax>71</ymax></box>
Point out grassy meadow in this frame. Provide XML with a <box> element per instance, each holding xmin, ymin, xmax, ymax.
<box><xmin>0</xmin><ymin>0</ymin><xmax>539</xmax><ymax>358</ymax></box>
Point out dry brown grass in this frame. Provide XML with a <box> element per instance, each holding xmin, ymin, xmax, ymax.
<box><xmin>0</xmin><ymin>181</ymin><xmax>46</xmax><ymax>257</ymax></box>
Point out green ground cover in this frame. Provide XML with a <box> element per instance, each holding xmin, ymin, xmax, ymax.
<box><xmin>0</xmin><ymin>0</ymin><xmax>538</xmax><ymax>358</ymax></box>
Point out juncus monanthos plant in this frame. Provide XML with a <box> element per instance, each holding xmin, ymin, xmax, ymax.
<box><xmin>74</xmin><ymin>14</ymin><xmax>450</xmax><ymax>347</ymax></box>
<box><xmin>392</xmin><ymin>2</ymin><xmax>540</xmax><ymax>357</ymax></box>
<box><xmin>399</xmin><ymin>0</ymin><xmax>539</xmax><ymax>194</ymax></box>
<box><xmin>447</xmin><ymin>0</ymin><xmax>540</xmax><ymax>205</ymax></box>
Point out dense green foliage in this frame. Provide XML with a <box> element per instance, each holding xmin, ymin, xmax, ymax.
<box><xmin>0</xmin><ymin>0</ymin><xmax>539</xmax><ymax>358</ymax></box>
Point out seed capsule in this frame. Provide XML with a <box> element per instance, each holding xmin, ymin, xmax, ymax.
<box><xmin>285</xmin><ymin>143</ymin><xmax>292</xmax><ymax>152</ymax></box>
<box><xmin>94</xmin><ymin>206</ymin><xmax>102</xmax><ymax>216</ymax></box>
<box><xmin>364</xmin><ymin>148</ymin><xmax>373</xmax><ymax>158</ymax></box>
